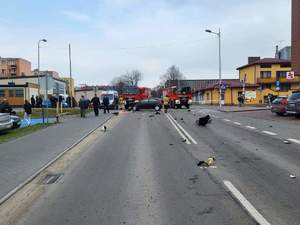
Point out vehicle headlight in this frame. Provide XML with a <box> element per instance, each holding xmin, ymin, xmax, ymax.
<box><xmin>188</xmin><ymin>100</ymin><xmax>192</xmax><ymax>104</ymax></box>
<box><xmin>175</xmin><ymin>100</ymin><xmax>180</xmax><ymax>104</ymax></box>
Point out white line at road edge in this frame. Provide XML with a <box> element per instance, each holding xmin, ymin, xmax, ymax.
<box><xmin>223</xmin><ymin>119</ymin><xmax>231</xmax><ymax>122</ymax></box>
<box><xmin>245</xmin><ymin>126</ymin><xmax>256</xmax><ymax>130</ymax></box>
<box><xmin>224</xmin><ymin>181</ymin><xmax>271</xmax><ymax>225</ymax></box>
<box><xmin>234</xmin><ymin>122</ymin><xmax>242</xmax><ymax>125</ymax></box>
<box><xmin>287</xmin><ymin>138</ymin><xmax>300</xmax><ymax>145</ymax></box>
<box><xmin>165</xmin><ymin>114</ymin><xmax>191</xmax><ymax>145</ymax></box>
<box><xmin>262</xmin><ymin>131</ymin><xmax>278</xmax><ymax>136</ymax></box>
<box><xmin>167</xmin><ymin>114</ymin><xmax>198</xmax><ymax>144</ymax></box>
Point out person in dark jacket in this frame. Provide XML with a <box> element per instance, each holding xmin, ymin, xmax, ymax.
<box><xmin>79</xmin><ymin>96</ymin><xmax>87</xmax><ymax>118</ymax></box>
<box><xmin>91</xmin><ymin>94</ymin><xmax>100</xmax><ymax>116</ymax></box>
<box><xmin>23</xmin><ymin>100</ymin><xmax>32</xmax><ymax>125</ymax></box>
<box><xmin>102</xmin><ymin>95</ymin><xmax>110</xmax><ymax>114</ymax></box>
<box><xmin>31</xmin><ymin>95</ymin><xmax>36</xmax><ymax>108</ymax></box>
<box><xmin>0</xmin><ymin>99</ymin><xmax>12</xmax><ymax>114</ymax></box>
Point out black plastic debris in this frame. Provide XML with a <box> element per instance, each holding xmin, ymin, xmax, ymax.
<box><xmin>284</xmin><ymin>140</ymin><xmax>291</xmax><ymax>144</ymax></box>
<box><xmin>155</xmin><ymin>111</ymin><xmax>160</xmax><ymax>115</ymax></box>
<box><xmin>112</xmin><ymin>112</ymin><xmax>119</xmax><ymax>116</ymax></box>
<box><xmin>187</xmin><ymin>109</ymin><xmax>191</xmax><ymax>112</ymax></box>
<box><xmin>290</xmin><ymin>174</ymin><xmax>296</xmax><ymax>179</ymax></box>
<box><xmin>180</xmin><ymin>118</ymin><xmax>184</xmax><ymax>121</ymax></box>
<box><xmin>169</xmin><ymin>143</ymin><xmax>174</xmax><ymax>146</ymax></box>
<box><xmin>196</xmin><ymin>115</ymin><xmax>211</xmax><ymax>126</ymax></box>
<box><xmin>182</xmin><ymin>138</ymin><xmax>187</xmax><ymax>143</ymax></box>
<box><xmin>149</xmin><ymin>115</ymin><xmax>155</xmax><ymax>118</ymax></box>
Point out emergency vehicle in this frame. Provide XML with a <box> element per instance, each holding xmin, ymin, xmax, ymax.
<box><xmin>120</xmin><ymin>86</ymin><xmax>151</xmax><ymax>109</ymax></box>
<box><xmin>163</xmin><ymin>86</ymin><xmax>192</xmax><ymax>109</ymax></box>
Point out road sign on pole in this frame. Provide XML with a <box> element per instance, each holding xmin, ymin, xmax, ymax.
<box><xmin>275</xmin><ymin>80</ymin><xmax>280</xmax><ymax>91</ymax></box>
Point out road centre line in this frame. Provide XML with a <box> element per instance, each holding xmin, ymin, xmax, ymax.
<box><xmin>245</xmin><ymin>126</ymin><xmax>256</xmax><ymax>130</ymax></box>
<box><xmin>262</xmin><ymin>131</ymin><xmax>278</xmax><ymax>136</ymax></box>
<box><xmin>224</xmin><ymin>119</ymin><xmax>231</xmax><ymax>122</ymax></box>
<box><xmin>234</xmin><ymin>122</ymin><xmax>242</xmax><ymax>125</ymax></box>
<box><xmin>165</xmin><ymin>114</ymin><xmax>191</xmax><ymax>145</ymax></box>
<box><xmin>224</xmin><ymin>181</ymin><xmax>271</xmax><ymax>225</ymax></box>
<box><xmin>167</xmin><ymin>114</ymin><xmax>198</xmax><ymax>144</ymax></box>
<box><xmin>287</xmin><ymin>138</ymin><xmax>300</xmax><ymax>145</ymax></box>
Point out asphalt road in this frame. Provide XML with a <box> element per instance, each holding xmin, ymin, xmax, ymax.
<box><xmin>12</xmin><ymin>108</ymin><xmax>300</xmax><ymax>225</ymax></box>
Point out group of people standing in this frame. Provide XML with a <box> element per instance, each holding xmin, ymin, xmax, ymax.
<box><xmin>79</xmin><ymin>94</ymin><xmax>111</xmax><ymax>118</ymax></box>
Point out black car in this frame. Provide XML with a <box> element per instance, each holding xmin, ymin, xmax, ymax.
<box><xmin>286</xmin><ymin>91</ymin><xmax>300</xmax><ymax>116</ymax></box>
<box><xmin>133</xmin><ymin>98</ymin><xmax>162</xmax><ymax>111</ymax></box>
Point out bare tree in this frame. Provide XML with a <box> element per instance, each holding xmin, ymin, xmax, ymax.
<box><xmin>160</xmin><ymin>65</ymin><xmax>184</xmax><ymax>86</ymax></box>
<box><xmin>110</xmin><ymin>76</ymin><xmax>126</xmax><ymax>94</ymax></box>
<box><xmin>122</xmin><ymin>70</ymin><xmax>143</xmax><ymax>86</ymax></box>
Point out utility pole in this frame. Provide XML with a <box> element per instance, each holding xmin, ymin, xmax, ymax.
<box><xmin>205</xmin><ymin>28</ymin><xmax>222</xmax><ymax>108</ymax></box>
<box><xmin>69</xmin><ymin>43</ymin><xmax>73</xmax><ymax>107</ymax></box>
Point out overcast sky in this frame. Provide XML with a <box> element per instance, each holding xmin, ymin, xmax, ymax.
<box><xmin>0</xmin><ymin>0</ymin><xmax>291</xmax><ymax>87</ymax></box>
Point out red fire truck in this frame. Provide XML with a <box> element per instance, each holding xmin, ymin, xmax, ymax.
<box><xmin>120</xmin><ymin>86</ymin><xmax>151</xmax><ymax>109</ymax></box>
<box><xmin>163</xmin><ymin>86</ymin><xmax>192</xmax><ymax>109</ymax></box>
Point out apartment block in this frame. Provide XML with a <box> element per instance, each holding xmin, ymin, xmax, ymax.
<box><xmin>0</xmin><ymin>57</ymin><xmax>32</xmax><ymax>77</ymax></box>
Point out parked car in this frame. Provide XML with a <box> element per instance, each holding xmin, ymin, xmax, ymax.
<box><xmin>11</xmin><ymin>115</ymin><xmax>21</xmax><ymax>128</ymax></box>
<box><xmin>0</xmin><ymin>113</ymin><xmax>13</xmax><ymax>132</ymax></box>
<box><xmin>133</xmin><ymin>98</ymin><xmax>162</xmax><ymax>111</ymax></box>
<box><xmin>286</xmin><ymin>91</ymin><xmax>300</xmax><ymax>116</ymax></box>
<box><xmin>271</xmin><ymin>96</ymin><xmax>288</xmax><ymax>116</ymax></box>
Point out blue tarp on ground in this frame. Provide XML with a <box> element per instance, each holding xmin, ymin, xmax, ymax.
<box><xmin>20</xmin><ymin>118</ymin><xmax>56</xmax><ymax>128</ymax></box>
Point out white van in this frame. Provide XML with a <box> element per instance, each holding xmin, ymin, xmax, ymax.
<box><xmin>100</xmin><ymin>90</ymin><xmax>119</xmax><ymax>109</ymax></box>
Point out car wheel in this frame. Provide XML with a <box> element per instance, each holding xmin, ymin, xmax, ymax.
<box><xmin>276</xmin><ymin>112</ymin><xmax>284</xmax><ymax>116</ymax></box>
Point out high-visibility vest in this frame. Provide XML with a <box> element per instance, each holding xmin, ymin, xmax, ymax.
<box><xmin>163</xmin><ymin>96</ymin><xmax>170</xmax><ymax>105</ymax></box>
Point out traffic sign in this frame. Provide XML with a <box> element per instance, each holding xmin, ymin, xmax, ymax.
<box><xmin>287</xmin><ymin>71</ymin><xmax>295</xmax><ymax>80</ymax></box>
<box><xmin>275</xmin><ymin>80</ymin><xmax>280</xmax><ymax>91</ymax></box>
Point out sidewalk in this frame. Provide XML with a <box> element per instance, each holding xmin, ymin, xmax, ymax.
<box><xmin>192</xmin><ymin>104</ymin><xmax>269</xmax><ymax>112</ymax></box>
<box><xmin>0</xmin><ymin>113</ymin><xmax>112</xmax><ymax>201</ymax></box>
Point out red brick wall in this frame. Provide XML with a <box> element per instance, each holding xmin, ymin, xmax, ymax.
<box><xmin>292</xmin><ymin>0</ymin><xmax>300</xmax><ymax>75</ymax></box>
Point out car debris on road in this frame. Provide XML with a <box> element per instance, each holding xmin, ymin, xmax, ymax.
<box><xmin>196</xmin><ymin>115</ymin><xmax>211</xmax><ymax>126</ymax></box>
<box><xmin>197</xmin><ymin>156</ymin><xmax>216</xmax><ymax>168</ymax></box>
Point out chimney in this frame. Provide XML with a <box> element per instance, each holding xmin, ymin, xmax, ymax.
<box><xmin>248</xmin><ymin>57</ymin><xmax>260</xmax><ymax>64</ymax></box>
<box><xmin>275</xmin><ymin>45</ymin><xmax>279</xmax><ymax>59</ymax></box>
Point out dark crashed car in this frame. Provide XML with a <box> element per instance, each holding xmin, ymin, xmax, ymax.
<box><xmin>133</xmin><ymin>98</ymin><xmax>162</xmax><ymax>111</ymax></box>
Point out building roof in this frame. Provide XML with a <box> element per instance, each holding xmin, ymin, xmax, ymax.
<box><xmin>0</xmin><ymin>75</ymin><xmax>66</xmax><ymax>83</ymax></box>
<box><xmin>197</xmin><ymin>80</ymin><xmax>259</xmax><ymax>92</ymax></box>
<box><xmin>237</xmin><ymin>58</ymin><xmax>291</xmax><ymax>70</ymax></box>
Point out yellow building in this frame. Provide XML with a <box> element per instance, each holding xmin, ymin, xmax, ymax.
<box><xmin>237</xmin><ymin>57</ymin><xmax>300</xmax><ymax>103</ymax></box>
<box><xmin>199</xmin><ymin>80</ymin><xmax>260</xmax><ymax>105</ymax></box>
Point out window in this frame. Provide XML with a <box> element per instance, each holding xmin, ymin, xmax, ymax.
<box><xmin>15</xmin><ymin>89</ymin><xmax>24</xmax><ymax>97</ymax></box>
<box><xmin>260</xmin><ymin>71</ymin><xmax>271</xmax><ymax>78</ymax></box>
<box><xmin>276</xmin><ymin>71</ymin><xmax>287</xmax><ymax>79</ymax></box>
<box><xmin>9</xmin><ymin>89</ymin><xmax>14</xmax><ymax>97</ymax></box>
<box><xmin>261</xmin><ymin>84</ymin><xmax>272</xmax><ymax>90</ymax></box>
<box><xmin>280</xmin><ymin>83</ymin><xmax>290</xmax><ymax>92</ymax></box>
<box><xmin>260</xmin><ymin>64</ymin><xmax>271</xmax><ymax>68</ymax></box>
<box><xmin>0</xmin><ymin>89</ymin><xmax>5</xmax><ymax>97</ymax></box>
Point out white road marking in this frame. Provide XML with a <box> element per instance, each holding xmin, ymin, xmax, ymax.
<box><xmin>262</xmin><ymin>131</ymin><xmax>278</xmax><ymax>136</ymax></box>
<box><xmin>167</xmin><ymin>114</ymin><xmax>198</xmax><ymax>144</ymax></box>
<box><xmin>165</xmin><ymin>114</ymin><xmax>191</xmax><ymax>144</ymax></box>
<box><xmin>287</xmin><ymin>138</ymin><xmax>300</xmax><ymax>145</ymax></box>
<box><xmin>224</xmin><ymin>181</ymin><xmax>271</xmax><ymax>225</ymax></box>
<box><xmin>234</xmin><ymin>122</ymin><xmax>242</xmax><ymax>125</ymax></box>
<box><xmin>245</xmin><ymin>126</ymin><xmax>256</xmax><ymax>130</ymax></box>
<box><xmin>224</xmin><ymin>119</ymin><xmax>231</xmax><ymax>122</ymax></box>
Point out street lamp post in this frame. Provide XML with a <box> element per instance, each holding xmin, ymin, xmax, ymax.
<box><xmin>37</xmin><ymin>39</ymin><xmax>47</xmax><ymax>97</ymax></box>
<box><xmin>205</xmin><ymin>28</ymin><xmax>222</xmax><ymax>108</ymax></box>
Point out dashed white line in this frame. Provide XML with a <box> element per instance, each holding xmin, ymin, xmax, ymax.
<box><xmin>245</xmin><ymin>126</ymin><xmax>256</xmax><ymax>130</ymax></box>
<box><xmin>224</xmin><ymin>181</ymin><xmax>271</xmax><ymax>225</ymax></box>
<box><xmin>223</xmin><ymin>119</ymin><xmax>231</xmax><ymax>122</ymax></box>
<box><xmin>287</xmin><ymin>138</ymin><xmax>300</xmax><ymax>145</ymax></box>
<box><xmin>234</xmin><ymin>122</ymin><xmax>242</xmax><ymax>126</ymax></box>
<box><xmin>262</xmin><ymin>131</ymin><xmax>278</xmax><ymax>136</ymax></box>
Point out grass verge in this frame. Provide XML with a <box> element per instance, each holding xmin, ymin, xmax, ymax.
<box><xmin>0</xmin><ymin>124</ymin><xmax>54</xmax><ymax>143</ymax></box>
<box><xmin>16</xmin><ymin>108</ymin><xmax>93</xmax><ymax>118</ymax></box>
